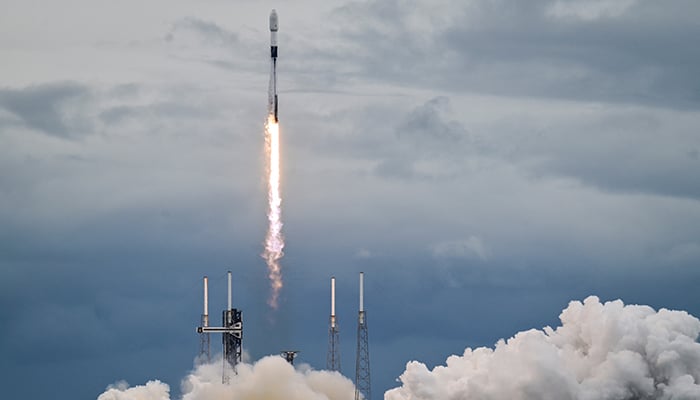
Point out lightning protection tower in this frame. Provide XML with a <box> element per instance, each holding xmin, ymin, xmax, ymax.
<box><xmin>354</xmin><ymin>272</ymin><xmax>371</xmax><ymax>400</ymax></box>
<box><xmin>199</xmin><ymin>276</ymin><xmax>211</xmax><ymax>363</ymax></box>
<box><xmin>327</xmin><ymin>276</ymin><xmax>341</xmax><ymax>371</ymax></box>
<box><xmin>197</xmin><ymin>271</ymin><xmax>243</xmax><ymax>384</ymax></box>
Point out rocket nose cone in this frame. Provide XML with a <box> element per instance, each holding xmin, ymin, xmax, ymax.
<box><xmin>269</xmin><ymin>9</ymin><xmax>279</xmax><ymax>32</ymax></box>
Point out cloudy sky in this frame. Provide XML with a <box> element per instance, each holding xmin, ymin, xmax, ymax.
<box><xmin>1</xmin><ymin>0</ymin><xmax>700</xmax><ymax>398</ymax></box>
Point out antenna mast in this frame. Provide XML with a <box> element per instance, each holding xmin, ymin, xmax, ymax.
<box><xmin>199</xmin><ymin>276</ymin><xmax>211</xmax><ymax>363</ymax></box>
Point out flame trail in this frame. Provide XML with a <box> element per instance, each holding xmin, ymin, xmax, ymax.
<box><xmin>263</xmin><ymin>114</ymin><xmax>284</xmax><ymax>309</ymax></box>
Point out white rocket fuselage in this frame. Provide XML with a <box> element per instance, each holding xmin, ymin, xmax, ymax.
<box><xmin>269</xmin><ymin>9</ymin><xmax>279</xmax><ymax>122</ymax></box>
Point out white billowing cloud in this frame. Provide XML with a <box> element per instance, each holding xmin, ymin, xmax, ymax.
<box><xmin>432</xmin><ymin>236</ymin><xmax>489</xmax><ymax>261</ymax></box>
<box><xmin>98</xmin><ymin>380</ymin><xmax>170</xmax><ymax>400</ymax></box>
<box><xmin>386</xmin><ymin>296</ymin><xmax>700</xmax><ymax>400</ymax></box>
<box><xmin>98</xmin><ymin>356</ymin><xmax>355</xmax><ymax>400</ymax></box>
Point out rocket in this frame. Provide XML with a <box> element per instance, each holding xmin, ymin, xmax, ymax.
<box><xmin>269</xmin><ymin>9</ymin><xmax>279</xmax><ymax>122</ymax></box>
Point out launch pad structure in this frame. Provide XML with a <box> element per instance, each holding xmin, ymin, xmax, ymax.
<box><xmin>355</xmin><ymin>272</ymin><xmax>371</xmax><ymax>400</ymax></box>
<box><xmin>197</xmin><ymin>271</ymin><xmax>243</xmax><ymax>383</ymax></box>
<box><xmin>281</xmin><ymin>350</ymin><xmax>299</xmax><ymax>365</ymax></box>
<box><xmin>192</xmin><ymin>270</ymin><xmax>372</xmax><ymax>394</ymax></box>
<box><xmin>327</xmin><ymin>277</ymin><xmax>341</xmax><ymax>371</ymax></box>
<box><xmin>199</xmin><ymin>276</ymin><xmax>211</xmax><ymax>363</ymax></box>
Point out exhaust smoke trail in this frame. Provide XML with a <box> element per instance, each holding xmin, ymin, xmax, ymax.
<box><xmin>262</xmin><ymin>114</ymin><xmax>284</xmax><ymax>309</ymax></box>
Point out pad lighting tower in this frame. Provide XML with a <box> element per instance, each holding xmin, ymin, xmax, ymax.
<box><xmin>327</xmin><ymin>277</ymin><xmax>341</xmax><ymax>371</ymax></box>
<box><xmin>355</xmin><ymin>272</ymin><xmax>371</xmax><ymax>400</ymax></box>
<box><xmin>197</xmin><ymin>271</ymin><xmax>243</xmax><ymax>384</ymax></box>
<box><xmin>199</xmin><ymin>276</ymin><xmax>211</xmax><ymax>362</ymax></box>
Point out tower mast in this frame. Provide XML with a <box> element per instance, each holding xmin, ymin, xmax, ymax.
<box><xmin>327</xmin><ymin>277</ymin><xmax>341</xmax><ymax>371</ymax></box>
<box><xmin>199</xmin><ymin>276</ymin><xmax>211</xmax><ymax>363</ymax></box>
<box><xmin>355</xmin><ymin>272</ymin><xmax>371</xmax><ymax>400</ymax></box>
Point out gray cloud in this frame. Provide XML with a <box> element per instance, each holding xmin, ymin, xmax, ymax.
<box><xmin>397</xmin><ymin>97</ymin><xmax>466</xmax><ymax>147</ymax></box>
<box><xmin>327</xmin><ymin>0</ymin><xmax>700</xmax><ymax>109</ymax></box>
<box><xmin>0</xmin><ymin>82</ymin><xmax>94</xmax><ymax>138</ymax></box>
<box><xmin>99</xmin><ymin>101</ymin><xmax>218</xmax><ymax>125</ymax></box>
<box><xmin>166</xmin><ymin>17</ymin><xmax>238</xmax><ymax>46</ymax></box>
<box><xmin>374</xmin><ymin>97</ymin><xmax>473</xmax><ymax>180</ymax></box>
<box><xmin>481</xmin><ymin>105</ymin><xmax>700</xmax><ymax>200</ymax></box>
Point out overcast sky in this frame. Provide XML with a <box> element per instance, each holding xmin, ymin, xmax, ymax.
<box><xmin>1</xmin><ymin>0</ymin><xmax>700</xmax><ymax>399</ymax></box>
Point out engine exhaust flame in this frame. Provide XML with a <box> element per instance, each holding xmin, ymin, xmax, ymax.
<box><xmin>262</xmin><ymin>114</ymin><xmax>284</xmax><ymax>309</ymax></box>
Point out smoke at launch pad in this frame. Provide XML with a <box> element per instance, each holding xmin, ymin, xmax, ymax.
<box><xmin>100</xmin><ymin>296</ymin><xmax>700</xmax><ymax>400</ymax></box>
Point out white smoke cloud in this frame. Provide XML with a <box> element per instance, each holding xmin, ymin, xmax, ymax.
<box><xmin>386</xmin><ymin>296</ymin><xmax>700</xmax><ymax>400</ymax></box>
<box><xmin>98</xmin><ymin>356</ymin><xmax>355</xmax><ymax>400</ymax></box>
<box><xmin>98</xmin><ymin>380</ymin><xmax>170</xmax><ymax>400</ymax></box>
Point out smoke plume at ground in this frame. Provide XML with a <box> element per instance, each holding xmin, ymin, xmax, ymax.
<box><xmin>98</xmin><ymin>356</ymin><xmax>354</xmax><ymax>400</ymax></box>
<box><xmin>387</xmin><ymin>296</ymin><xmax>700</xmax><ymax>400</ymax></box>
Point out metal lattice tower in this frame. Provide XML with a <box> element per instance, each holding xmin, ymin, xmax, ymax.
<box><xmin>281</xmin><ymin>350</ymin><xmax>299</xmax><ymax>365</ymax></box>
<box><xmin>198</xmin><ymin>276</ymin><xmax>211</xmax><ymax>363</ymax></box>
<box><xmin>222</xmin><ymin>306</ymin><xmax>243</xmax><ymax>382</ymax></box>
<box><xmin>327</xmin><ymin>277</ymin><xmax>341</xmax><ymax>371</ymax></box>
<box><xmin>355</xmin><ymin>272</ymin><xmax>371</xmax><ymax>400</ymax></box>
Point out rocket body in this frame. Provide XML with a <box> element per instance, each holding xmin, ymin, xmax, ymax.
<box><xmin>269</xmin><ymin>9</ymin><xmax>279</xmax><ymax>122</ymax></box>
<box><xmin>270</xmin><ymin>9</ymin><xmax>278</xmax><ymax>56</ymax></box>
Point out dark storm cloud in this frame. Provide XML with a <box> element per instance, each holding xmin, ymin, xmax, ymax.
<box><xmin>0</xmin><ymin>82</ymin><xmax>94</xmax><ymax>138</ymax></box>
<box><xmin>330</xmin><ymin>0</ymin><xmax>700</xmax><ymax>109</ymax></box>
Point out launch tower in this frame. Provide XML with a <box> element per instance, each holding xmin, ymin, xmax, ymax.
<box><xmin>197</xmin><ymin>271</ymin><xmax>243</xmax><ymax>383</ymax></box>
<box><xmin>354</xmin><ymin>272</ymin><xmax>371</xmax><ymax>400</ymax></box>
<box><xmin>199</xmin><ymin>276</ymin><xmax>211</xmax><ymax>363</ymax></box>
<box><xmin>281</xmin><ymin>350</ymin><xmax>299</xmax><ymax>365</ymax></box>
<box><xmin>327</xmin><ymin>277</ymin><xmax>341</xmax><ymax>371</ymax></box>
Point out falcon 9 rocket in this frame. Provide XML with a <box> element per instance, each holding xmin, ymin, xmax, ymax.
<box><xmin>269</xmin><ymin>9</ymin><xmax>279</xmax><ymax>122</ymax></box>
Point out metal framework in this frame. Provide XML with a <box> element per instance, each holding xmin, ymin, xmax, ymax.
<box><xmin>327</xmin><ymin>277</ymin><xmax>341</xmax><ymax>371</ymax></box>
<box><xmin>355</xmin><ymin>272</ymin><xmax>371</xmax><ymax>400</ymax></box>
<box><xmin>196</xmin><ymin>272</ymin><xmax>243</xmax><ymax>384</ymax></box>
<box><xmin>281</xmin><ymin>350</ymin><xmax>299</xmax><ymax>365</ymax></box>
<box><xmin>222</xmin><ymin>308</ymin><xmax>243</xmax><ymax>367</ymax></box>
<box><xmin>199</xmin><ymin>314</ymin><xmax>211</xmax><ymax>362</ymax></box>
